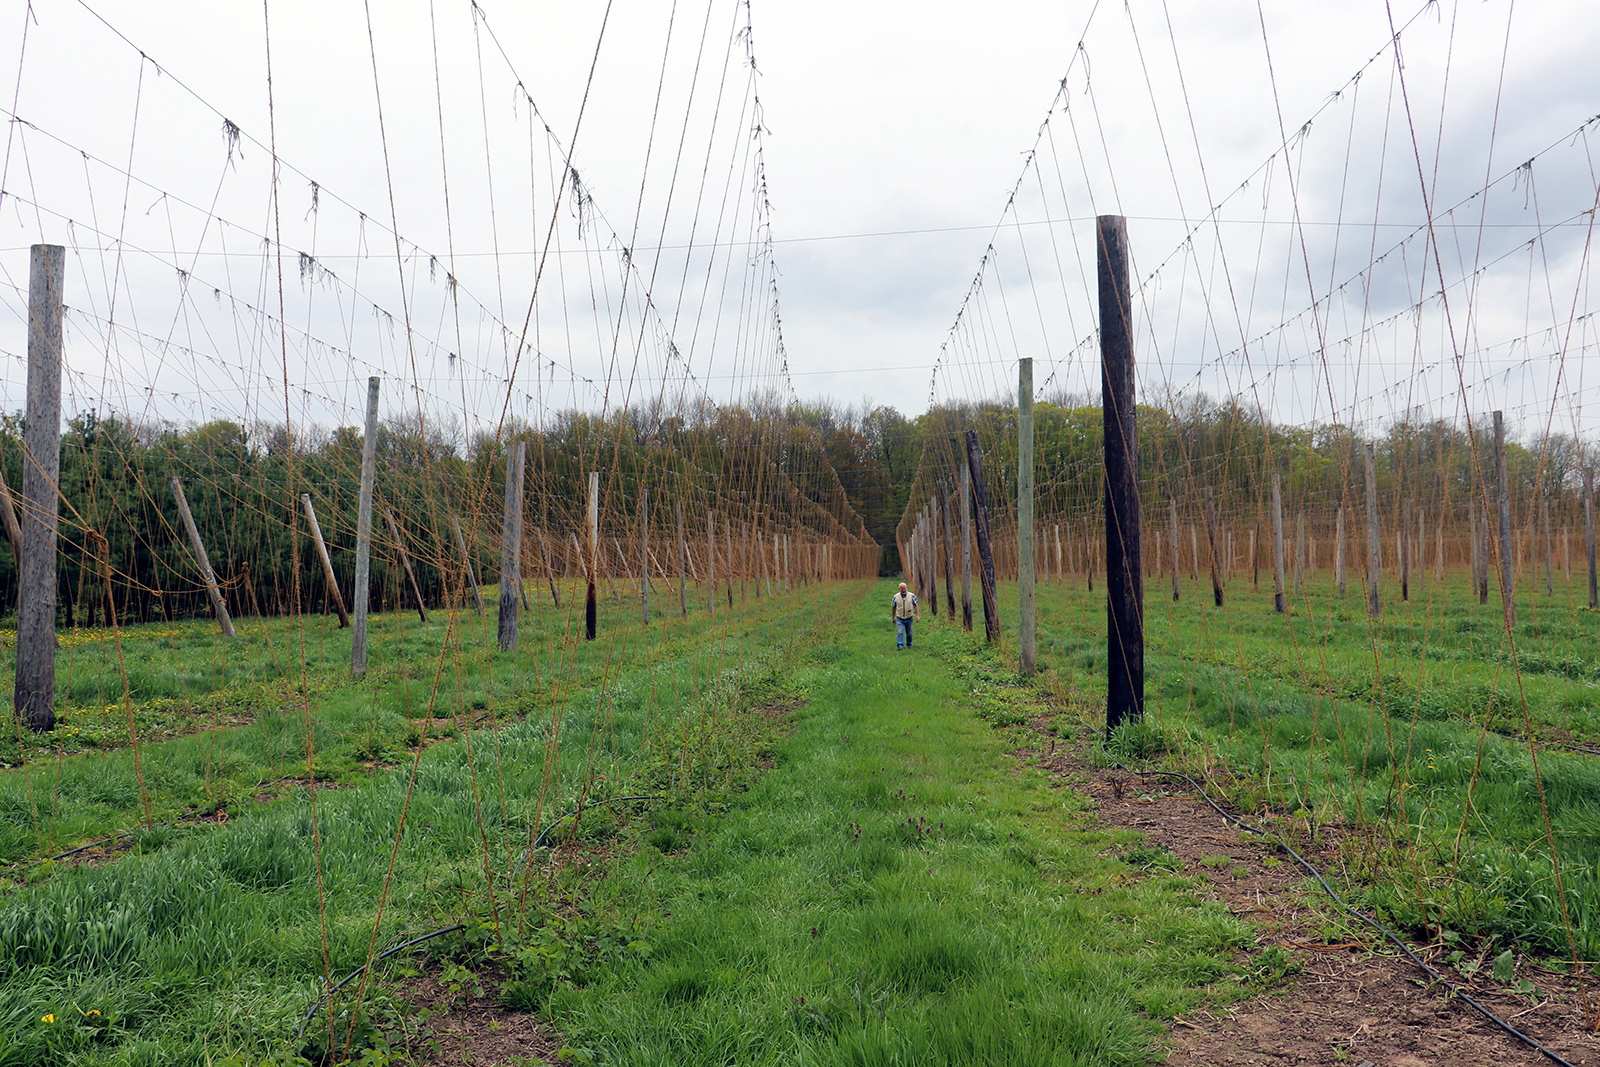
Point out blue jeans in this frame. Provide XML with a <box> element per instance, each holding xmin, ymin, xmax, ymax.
<box><xmin>896</xmin><ymin>616</ymin><xmax>914</xmax><ymax>649</ymax></box>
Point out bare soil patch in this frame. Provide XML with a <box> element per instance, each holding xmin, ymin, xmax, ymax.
<box><xmin>396</xmin><ymin>962</ymin><xmax>564</xmax><ymax>1066</ymax></box>
<box><xmin>1019</xmin><ymin>722</ymin><xmax>1597</xmax><ymax>1067</ymax></box>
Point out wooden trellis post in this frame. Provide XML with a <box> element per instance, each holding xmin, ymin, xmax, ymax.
<box><xmin>303</xmin><ymin>494</ymin><xmax>351</xmax><ymax>627</ymax></box>
<box><xmin>384</xmin><ymin>509</ymin><xmax>428</xmax><ymax>624</ymax></box>
<box><xmin>965</xmin><ymin>429</ymin><xmax>1000</xmax><ymax>643</ymax></box>
<box><xmin>1365</xmin><ymin>444</ymin><xmax>1381</xmax><ymax>619</ymax></box>
<box><xmin>1099</xmin><ymin>214</ymin><xmax>1143</xmax><ymax>729</ymax></box>
<box><xmin>498</xmin><ymin>441</ymin><xmax>524</xmax><ymax>650</ymax></box>
<box><xmin>1271</xmin><ymin>474</ymin><xmax>1286</xmax><ymax>613</ymax></box>
<box><xmin>352</xmin><ymin>376</ymin><xmax>380</xmax><ymax>677</ymax></box>
<box><xmin>1204</xmin><ymin>486</ymin><xmax>1223</xmax><ymax>607</ymax></box>
<box><xmin>1494</xmin><ymin>412</ymin><xmax>1514</xmax><ymax>627</ymax></box>
<box><xmin>171</xmin><ymin>478</ymin><xmax>236</xmax><ymax>638</ymax></box>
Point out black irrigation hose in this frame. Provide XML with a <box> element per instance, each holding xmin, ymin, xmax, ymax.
<box><xmin>295</xmin><ymin>923</ymin><xmax>467</xmax><ymax>1038</ymax></box>
<box><xmin>530</xmin><ymin>794</ymin><xmax>666</xmax><ymax>851</ymax></box>
<box><xmin>1113</xmin><ymin>761</ymin><xmax>1580</xmax><ymax>1067</ymax></box>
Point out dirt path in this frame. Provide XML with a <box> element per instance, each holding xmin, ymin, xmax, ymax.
<box><xmin>1022</xmin><ymin>723</ymin><xmax>1597</xmax><ymax>1067</ymax></box>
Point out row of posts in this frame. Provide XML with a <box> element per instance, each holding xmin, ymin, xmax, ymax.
<box><xmin>903</xmin><ymin>215</ymin><xmax>1144</xmax><ymax>732</ymax></box>
<box><xmin>10</xmin><ymin>246</ymin><xmax>860</xmax><ymax>733</ymax></box>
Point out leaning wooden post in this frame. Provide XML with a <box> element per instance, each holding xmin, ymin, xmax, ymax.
<box><xmin>1271</xmin><ymin>474</ymin><xmax>1287</xmax><ymax>613</ymax></box>
<box><xmin>302</xmin><ymin>494</ymin><xmax>351</xmax><ymax>627</ymax></box>
<box><xmin>384</xmin><ymin>509</ymin><xmax>428</xmax><ymax>623</ymax></box>
<box><xmin>15</xmin><ymin>245</ymin><xmax>66</xmax><ymax>730</ymax></box>
<box><xmin>640</xmin><ymin>486</ymin><xmax>650</xmax><ymax>626</ymax></box>
<box><xmin>449</xmin><ymin>515</ymin><xmax>484</xmax><ymax>616</ymax></box>
<box><xmin>0</xmin><ymin>454</ymin><xmax>21</xmax><ymax>568</ymax></box>
<box><xmin>1203</xmin><ymin>486</ymin><xmax>1223</xmax><ymax>607</ymax></box>
<box><xmin>1585</xmin><ymin>469</ymin><xmax>1597</xmax><ymax>610</ymax></box>
<box><xmin>498</xmin><ymin>440</ymin><xmax>525</xmax><ymax>650</ymax></box>
<box><xmin>1017</xmin><ymin>357</ymin><xmax>1036</xmax><ymax>673</ymax></box>
<box><xmin>1364</xmin><ymin>443</ymin><xmax>1381</xmax><ymax>618</ymax></box>
<box><xmin>1098</xmin><ymin>214</ymin><xmax>1144</xmax><ymax>731</ymax></box>
<box><xmin>171</xmin><ymin>478</ymin><xmax>236</xmax><ymax>637</ymax></box>
<box><xmin>958</xmin><ymin>457</ymin><xmax>974</xmax><ymax>631</ymax></box>
<box><xmin>351</xmin><ymin>375</ymin><xmax>380</xmax><ymax>677</ymax></box>
<box><xmin>585</xmin><ymin>470</ymin><xmax>599</xmax><ymax>641</ymax></box>
<box><xmin>964</xmin><ymin>430</ymin><xmax>1000</xmax><ymax>642</ymax></box>
<box><xmin>1168</xmin><ymin>497</ymin><xmax>1181</xmax><ymax>602</ymax></box>
<box><xmin>676</xmin><ymin>499</ymin><xmax>689</xmax><ymax>617</ymax></box>
<box><xmin>1494</xmin><ymin>411</ymin><xmax>1514</xmax><ymax>627</ymax></box>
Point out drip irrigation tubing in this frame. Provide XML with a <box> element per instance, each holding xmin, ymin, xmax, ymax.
<box><xmin>1112</xmin><ymin>760</ymin><xmax>1582</xmax><ymax>1067</ymax></box>
<box><xmin>295</xmin><ymin>923</ymin><xmax>467</xmax><ymax>1038</ymax></box>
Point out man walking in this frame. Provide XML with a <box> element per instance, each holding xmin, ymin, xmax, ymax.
<box><xmin>892</xmin><ymin>581</ymin><xmax>919</xmax><ymax>650</ymax></box>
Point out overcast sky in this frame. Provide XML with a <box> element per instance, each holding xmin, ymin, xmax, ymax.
<box><xmin>1</xmin><ymin>0</ymin><xmax>1596</xmax><ymax>443</ymax></box>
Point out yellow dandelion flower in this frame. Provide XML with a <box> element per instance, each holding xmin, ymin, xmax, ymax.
<box><xmin>82</xmin><ymin>1009</ymin><xmax>100</xmax><ymax>1017</ymax></box>
<box><xmin>40</xmin><ymin>1014</ymin><xmax>54</xmax><ymax>1024</ymax></box>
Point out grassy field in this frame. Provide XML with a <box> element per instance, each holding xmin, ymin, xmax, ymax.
<box><xmin>0</xmin><ymin>578</ymin><xmax>857</xmax><ymax>1063</ymax></box>
<box><xmin>1020</xmin><ymin>563</ymin><xmax>1600</xmax><ymax>964</ymax></box>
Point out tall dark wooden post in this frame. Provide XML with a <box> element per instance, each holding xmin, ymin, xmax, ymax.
<box><xmin>964</xmin><ymin>430</ymin><xmax>1000</xmax><ymax>642</ymax></box>
<box><xmin>1204</xmin><ymin>486</ymin><xmax>1223</xmax><ymax>607</ymax></box>
<box><xmin>15</xmin><ymin>245</ymin><xmax>64</xmax><ymax>731</ymax></box>
<box><xmin>1018</xmin><ymin>357</ymin><xmax>1036</xmax><ymax>674</ymax></box>
<box><xmin>940</xmin><ymin>484</ymin><xmax>957</xmax><ymax>619</ymax></box>
<box><xmin>1099</xmin><ymin>215</ymin><xmax>1143</xmax><ymax>730</ymax></box>
<box><xmin>958</xmin><ymin>456</ymin><xmax>973</xmax><ymax>631</ymax></box>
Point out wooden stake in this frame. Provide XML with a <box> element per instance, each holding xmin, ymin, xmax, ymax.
<box><xmin>1494</xmin><ymin>411</ymin><xmax>1514</xmax><ymax>627</ymax></box>
<box><xmin>959</xmin><ymin>456</ymin><xmax>973</xmax><ymax>631</ymax></box>
<box><xmin>1586</xmin><ymin>468</ymin><xmax>1597</xmax><ymax>610</ymax></box>
<box><xmin>352</xmin><ymin>376</ymin><xmax>379</xmax><ymax>676</ymax></box>
<box><xmin>1364</xmin><ymin>443</ymin><xmax>1381</xmax><ymax>619</ymax></box>
<box><xmin>303</xmin><ymin>494</ymin><xmax>351</xmax><ymax>627</ymax></box>
<box><xmin>964</xmin><ymin>429</ymin><xmax>1000</xmax><ymax>642</ymax></box>
<box><xmin>384</xmin><ymin>509</ymin><xmax>428</xmax><ymax>623</ymax></box>
<box><xmin>941</xmin><ymin>484</ymin><xmax>957</xmax><ymax>619</ymax></box>
<box><xmin>586</xmin><ymin>470</ymin><xmax>598</xmax><ymax>641</ymax></box>
<box><xmin>1204</xmin><ymin>486</ymin><xmax>1223</xmax><ymax>607</ymax></box>
<box><xmin>676</xmin><ymin>500</ymin><xmax>689</xmax><ymax>617</ymax></box>
<box><xmin>1169</xmin><ymin>497</ymin><xmax>1181</xmax><ymax>602</ymax></box>
<box><xmin>1271</xmin><ymin>474</ymin><xmax>1287</xmax><ymax>613</ymax></box>
<box><xmin>1400</xmin><ymin>497</ymin><xmax>1411</xmax><ymax>601</ymax></box>
<box><xmin>498</xmin><ymin>441</ymin><xmax>524</xmax><ymax>650</ymax></box>
<box><xmin>1099</xmin><ymin>214</ymin><xmax>1143</xmax><ymax>730</ymax></box>
<box><xmin>448</xmin><ymin>515</ymin><xmax>484</xmax><ymax>616</ymax></box>
<box><xmin>171</xmin><ymin>477</ymin><xmax>237</xmax><ymax>637</ymax></box>
<box><xmin>15</xmin><ymin>245</ymin><xmax>64</xmax><ymax>730</ymax></box>
<box><xmin>1018</xmin><ymin>356</ymin><xmax>1036</xmax><ymax>674</ymax></box>
<box><xmin>641</xmin><ymin>487</ymin><xmax>650</xmax><ymax>626</ymax></box>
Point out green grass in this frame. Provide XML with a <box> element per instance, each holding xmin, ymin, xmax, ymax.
<box><xmin>0</xmin><ymin>578</ymin><xmax>860</xmax><ymax>1064</ymax></box>
<box><xmin>1021</xmin><ymin>563</ymin><xmax>1600</xmax><ymax>961</ymax></box>
<box><xmin>532</xmin><ymin>582</ymin><xmax>1261</xmax><ymax>1067</ymax></box>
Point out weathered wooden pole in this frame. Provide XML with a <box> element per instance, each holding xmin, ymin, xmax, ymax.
<box><xmin>1204</xmin><ymin>486</ymin><xmax>1223</xmax><ymax>607</ymax></box>
<box><xmin>1364</xmin><ymin>443</ymin><xmax>1381</xmax><ymax>618</ymax></box>
<box><xmin>706</xmin><ymin>508</ymin><xmax>716</xmax><ymax>617</ymax></box>
<box><xmin>1294</xmin><ymin>509</ymin><xmax>1306</xmax><ymax>597</ymax></box>
<box><xmin>964</xmin><ymin>429</ymin><xmax>1000</xmax><ymax>642</ymax></box>
<box><xmin>1494</xmin><ymin>411</ymin><xmax>1514</xmax><ymax>627</ymax></box>
<box><xmin>940</xmin><ymin>484</ymin><xmax>957</xmax><ymax>619</ymax></box>
<box><xmin>640</xmin><ymin>486</ymin><xmax>650</xmax><ymax>626</ymax></box>
<box><xmin>1249</xmin><ymin>525</ymin><xmax>1259</xmax><ymax>591</ymax></box>
<box><xmin>959</xmin><ymin>457</ymin><xmax>973</xmax><ymax>631</ymax></box>
<box><xmin>351</xmin><ymin>376</ymin><xmax>380</xmax><ymax>676</ymax></box>
<box><xmin>171</xmin><ymin>478</ymin><xmax>236</xmax><ymax>637</ymax></box>
<box><xmin>15</xmin><ymin>245</ymin><xmax>65</xmax><ymax>730</ymax></box>
<box><xmin>1018</xmin><ymin>356</ymin><xmax>1036</xmax><ymax>674</ymax></box>
<box><xmin>1543</xmin><ymin>487</ymin><xmax>1553</xmax><ymax>598</ymax></box>
<box><xmin>1053</xmin><ymin>524</ymin><xmax>1063</xmax><ymax>588</ymax></box>
<box><xmin>1586</xmin><ymin>469</ymin><xmax>1597</xmax><ymax>610</ymax></box>
<box><xmin>1335</xmin><ymin>506</ymin><xmax>1347</xmax><ymax>595</ymax></box>
<box><xmin>1168</xmin><ymin>497</ymin><xmax>1181</xmax><ymax>602</ymax></box>
<box><xmin>724</xmin><ymin>516</ymin><xmax>734</xmax><ymax>607</ymax></box>
<box><xmin>384</xmin><ymin>510</ymin><xmax>428</xmax><ymax>623</ymax></box>
<box><xmin>586</xmin><ymin>470</ymin><xmax>599</xmax><ymax>640</ymax></box>
<box><xmin>497</xmin><ymin>441</ymin><xmax>524</xmax><ymax>650</ymax></box>
<box><xmin>1099</xmin><ymin>214</ymin><xmax>1143</xmax><ymax>729</ymax></box>
<box><xmin>303</xmin><ymin>494</ymin><xmax>351</xmax><ymax>627</ymax></box>
<box><xmin>448</xmin><ymin>515</ymin><xmax>484</xmax><ymax>617</ymax></box>
<box><xmin>675</xmin><ymin>500</ymin><xmax>690</xmax><ymax>616</ymax></box>
<box><xmin>1271</xmin><ymin>474</ymin><xmax>1287</xmax><ymax>613</ymax></box>
<box><xmin>0</xmin><ymin>457</ymin><xmax>21</xmax><ymax>568</ymax></box>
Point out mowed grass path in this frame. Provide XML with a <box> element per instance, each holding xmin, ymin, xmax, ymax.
<box><xmin>548</xmin><ymin>581</ymin><xmax>1253</xmax><ymax>1067</ymax></box>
